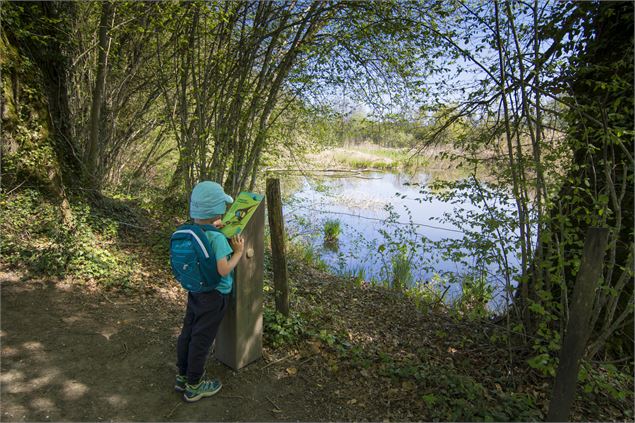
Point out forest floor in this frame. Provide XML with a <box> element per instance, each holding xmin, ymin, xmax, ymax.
<box><xmin>2</xmin><ymin>262</ymin><xmax>632</xmax><ymax>422</ymax></box>
<box><xmin>1</xmin><ymin>194</ymin><xmax>632</xmax><ymax>422</ymax></box>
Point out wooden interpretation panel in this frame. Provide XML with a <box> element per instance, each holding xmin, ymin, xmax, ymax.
<box><xmin>215</xmin><ymin>201</ymin><xmax>264</xmax><ymax>370</ymax></box>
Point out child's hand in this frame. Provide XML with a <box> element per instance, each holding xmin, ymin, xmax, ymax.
<box><xmin>230</xmin><ymin>234</ymin><xmax>244</xmax><ymax>254</ymax></box>
<box><xmin>212</xmin><ymin>219</ymin><xmax>225</xmax><ymax>228</ymax></box>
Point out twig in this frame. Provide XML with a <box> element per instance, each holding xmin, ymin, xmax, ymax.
<box><xmin>287</xmin><ymin>204</ymin><xmax>465</xmax><ymax>234</ymax></box>
<box><xmin>219</xmin><ymin>395</ymin><xmax>249</xmax><ymax>400</ymax></box>
<box><xmin>165</xmin><ymin>402</ymin><xmax>181</xmax><ymax>419</ymax></box>
<box><xmin>116</xmin><ymin>221</ymin><xmax>150</xmax><ymax>231</ymax></box>
<box><xmin>299</xmin><ymin>354</ymin><xmax>317</xmax><ymax>365</ymax></box>
<box><xmin>590</xmin><ymin>356</ymin><xmax>633</xmax><ymax>365</ymax></box>
<box><xmin>101</xmin><ymin>292</ymin><xmax>116</xmax><ymax>305</ymax></box>
<box><xmin>4</xmin><ymin>180</ymin><xmax>26</xmax><ymax>196</ymax></box>
<box><xmin>436</xmin><ymin>285</ymin><xmax>452</xmax><ymax>304</ymax></box>
<box><xmin>121</xmin><ymin>342</ymin><xmax>128</xmax><ymax>359</ymax></box>
<box><xmin>218</xmin><ymin>395</ymin><xmax>255</xmax><ymax>401</ymax></box>
<box><xmin>265</xmin><ymin>168</ymin><xmax>375</xmax><ymax>174</ymax></box>
<box><xmin>266</xmin><ymin>396</ymin><xmax>282</xmax><ymax>412</ymax></box>
<box><xmin>260</xmin><ymin>353</ymin><xmax>293</xmax><ymax>370</ymax></box>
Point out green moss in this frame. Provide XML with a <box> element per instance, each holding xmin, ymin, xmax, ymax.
<box><xmin>1</xmin><ymin>32</ymin><xmax>58</xmax><ymax>190</ymax></box>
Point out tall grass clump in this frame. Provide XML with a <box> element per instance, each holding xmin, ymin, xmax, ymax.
<box><xmin>339</xmin><ymin>266</ymin><xmax>366</xmax><ymax>287</ymax></box>
<box><xmin>404</xmin><ymin>275</ymin><xmax>451</xmax><ymax>312</ymax></box>
<box><xmin>288</xmin><ymin>239</ymin><xmax>328</xmax><ymax>271</ymax></box>
<box><xmin>323</xmin><ymin>218</ymin><xmax>341</xmax><ymax>243</ymax></box>
<box><xmin>391</xmin><ymin>251</ymin><xmax>413</xmax><ymax>291</ymax></box>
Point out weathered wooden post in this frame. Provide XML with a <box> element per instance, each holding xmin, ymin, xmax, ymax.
<box><xmin>547</xmin><ymin>227</ymin><xmax>609</xmax><ymax>422</ymax></box>
<box><xmin>215</xmin><ymin>201</ymin><xmax>265</xmax><ymax>370</ymax></box>
<box><xmin>266</xmin><ymin>178</ymin><xmax>289</xmax><ymax>316</ymax></box>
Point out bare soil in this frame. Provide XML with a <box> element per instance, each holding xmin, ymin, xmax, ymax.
<box><xmin>2</xmin><ymin>262</ymin><xmax>631</xmax><ymax>422</ymax></box>
<box><xmin>0</xmin><ymin>271</ymin><xmax>334</xmax><ymax>422</ymax></box>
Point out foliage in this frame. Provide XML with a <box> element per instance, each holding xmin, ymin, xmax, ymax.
<box><xmin>263</xmin><ymin>308</ymin><xmax>307</xmax><ymax>349</ymax></box>
<box><xmin>390</xmin><ymin>250</ymin><xmax>413</xmax><ymax>291</ymax></box>
<box><xmin>287</xmin><ymin>239</ymin><xmax>328</xmax><ymax>272</ymax></box>
<box><xmin>311</xmin><ymin>113</ymin><xmax>419</xmax><ymax>149</ymax></box>
<box><xmin>369</xmin><ymin>353</ymin><xmax>542</xmax><ymax>421</ymax></box>
<box><xmin>0</xmin><ymin>189</ymin><xmax>135</xmax><ymax>288</ymax></box>
<box><xmin>578</xmin><ymin>362</ymin><xmax>633</xmax><ymax>403</ymax></box>
<box><xmin>550</xmin><ymin>1</ymin><xmax>634</xmax><ymax>359</ymax></box>
<box><xmin>453</xmin><ymin>273</ymin><xmax>494</xmax><ymax>319</ymax></box>
<box><xmin>327</xmin><ymin>143</ymin><xmax>425</xmax><ymax>171</ymax></box>
<box><xmin>525</xmin><ymin>292</ymin><xmax>561</xmax><ymax>377</ymax></box>
<box><xmin>323</xmin><ymin>219</ymin><xmax>341</xmax><ymax>243</ymax></box>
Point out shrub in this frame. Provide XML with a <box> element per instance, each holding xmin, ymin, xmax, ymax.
<box><xmin>263</xmin><ymin>308</ymin><xmax>307</xmax><ymax>348</ymax></box>
<box><xmin>453</xmin><ymin>274</ymin><xmax>493</xmax><ymax>319</ymax></box>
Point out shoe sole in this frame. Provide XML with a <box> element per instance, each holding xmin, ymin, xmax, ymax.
<box><xmin>183</xmin><ymin>384</ymin><xmax>222</xmax><ymax>402</ymax></box>
<box><xmin>175</xmin><ymin>385</ymin><xmax>185</xmax><ymax>392</ymax></box>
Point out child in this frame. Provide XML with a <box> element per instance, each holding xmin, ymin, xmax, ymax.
<box><xmin>175</xmin><ymin>181</ymin><xmax>244</xmax><ymax>402</ymax></box>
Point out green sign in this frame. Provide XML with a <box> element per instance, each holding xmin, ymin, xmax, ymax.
<box><xmin>220</xmin><ymin>191</ymin><xmax>264</xmax><ymax>237</ymax></box>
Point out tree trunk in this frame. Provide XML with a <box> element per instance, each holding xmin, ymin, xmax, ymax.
<box><xmin>84</xmin><ymin>1</ymin><xmax>113</xmax><ymax>190</ymax></box>
<box><xmin>547</xmin><ymin>228</ymin><xmax>609</xmax><ymax>422</ymax></box>
<box><xmin>266</xmin><ymin>178</ymin><xmax>289</xmax><ymax>316</ymax></box>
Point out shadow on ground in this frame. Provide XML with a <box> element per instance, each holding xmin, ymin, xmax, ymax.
<box><xmin>0</xmin><ymin>272</ymin><xmax>327</xmax><ymax>422</ymax></box>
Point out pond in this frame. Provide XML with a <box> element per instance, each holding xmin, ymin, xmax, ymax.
<box><xmin>281</xmin><ymin>170</ymin><xmax>519</xmax><ymax>307</ymax></box>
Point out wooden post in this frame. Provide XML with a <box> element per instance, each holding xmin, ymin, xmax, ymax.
<box><xmin>215</xmin><ymin>201</ymin><xmax>264</xmax><ymax>370</ymax></box>
<box><xmin>266</xmin><ymin>178</ymin><xmax>289</xmax><ymax>316</ymax></box>
<box><xmin>547</xmin><ymin>227</ymin><xmax>609</xmax><ymax>422</ymax></box>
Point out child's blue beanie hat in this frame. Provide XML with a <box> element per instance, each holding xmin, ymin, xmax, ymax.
<box><xmin>190</xmin><ymin>181</ymin><xmax>233</xmax><ymax>219</ymax></box>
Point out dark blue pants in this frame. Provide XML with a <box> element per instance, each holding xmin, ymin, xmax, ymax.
<box><xmin>176</xmin><ymin>290</ymin><xmax>228</xmax><ymax>385</ymax></box>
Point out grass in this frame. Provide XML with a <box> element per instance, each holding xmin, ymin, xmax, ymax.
<box><xmin>337</xmin><ymin>265</ymin><xmax>367</xmax><ymax>286</ymax></box>
<box><xmin>323</xmin><ymin>218</ymin><xmax>341</xmax><ymax>243</ymax></box>
<box><xmin>309</xmin><ymin>143</ymin><xmax>427</xmax><ymax>171</ymax></box>
<box><xmin>452</xmin><ymin>273</ymin><xmax>494</xmax><ymax>319</ymax></box>
<box><xmin>390</xmin><ymin>252</ymin><xmax>413</xmax><ymax>290</ymax></box>
<box><xmin>287</xmin><ymin>238</ymin><xmax>328</xmax><ymax>271</ymax></box>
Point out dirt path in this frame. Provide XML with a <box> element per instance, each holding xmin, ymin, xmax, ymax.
<box><xmin>3</xmin><ymin>266</ymin><xmax>630</xmax><ymax>422</ymax></box>
<box><xmin>1</xmin><ymin>272</ymin><xmax>334</xmax><ymax>422</ymax></box>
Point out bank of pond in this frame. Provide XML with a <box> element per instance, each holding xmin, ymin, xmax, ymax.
<box><xmin>278</xmin><ymin>170</ymin><xmax>519</xmax><ymax>312</ymax></box>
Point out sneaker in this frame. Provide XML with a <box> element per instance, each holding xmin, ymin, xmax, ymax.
<box><xmin>183</xmin><ymin>378</ymin><xmax>222</xmax><ymax>402</ymax></box>
<box><xmin>175</xmin><ymin>375</ymin><xmax>187</xmax><ymax>392</ymax></box>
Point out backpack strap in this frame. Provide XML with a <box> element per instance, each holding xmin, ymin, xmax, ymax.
<box><xmin>191</xmin><ymin>224</ymin><xmax>222</xmax><ymax>259</ymax></box>
<box><xmin>172</xmin><ymin>224</ymin><xmax>214</xmax><ymax>259</ymax></box>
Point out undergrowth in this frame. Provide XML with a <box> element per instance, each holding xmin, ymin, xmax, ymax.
<box><xmin>375</xmin><ymin>355</ymin><xmax>542</xmax><ymax>421</ymax></box>
<box><xmin>0</xmin><ymin>188</ymin><xmax>138</xmax><ymax>288</ymax></box>
<box><xmin>2</xmin><ymin>186</ymin><xmax>632</xmax><ymax>422</ymax></box>
<box><xmin>263</xmin><ymin>308</ymin><xmax>307</xmax><ymax>348</ymax></box>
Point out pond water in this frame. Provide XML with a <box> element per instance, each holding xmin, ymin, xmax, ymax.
<box><xmin>282</xmin><ymin>171</ymin><xmax>519</xmax><ymax>306</ymax></box>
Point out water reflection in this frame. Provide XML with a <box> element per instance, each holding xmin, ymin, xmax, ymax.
<box><xmin>282</xmin><ymin>171</ymin><xmax>517</xmax><ymax>307</ymax></box>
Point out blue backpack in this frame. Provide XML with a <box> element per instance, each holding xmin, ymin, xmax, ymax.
<box><xmin>170</xmin><ymin>223</ymin><xmax>222</xmax><ymax>292</ymax></box>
